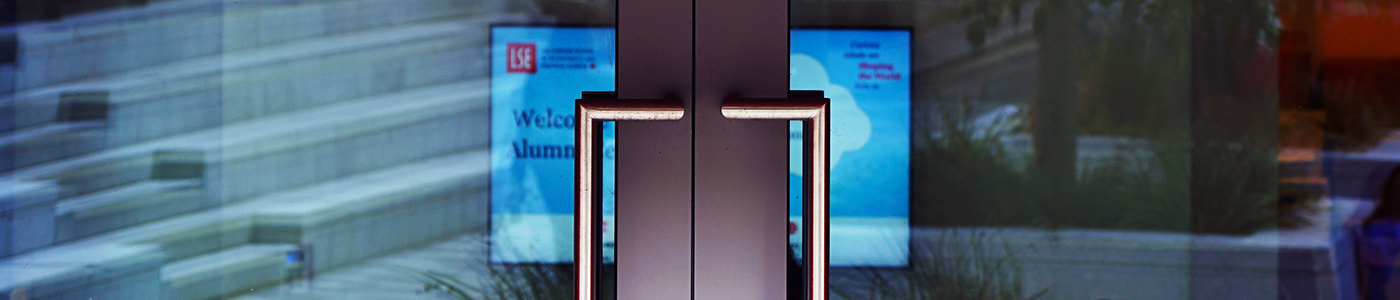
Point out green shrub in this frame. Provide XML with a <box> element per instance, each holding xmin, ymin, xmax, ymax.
<box><xmin>832</xmin><ymin>231</ymin><xmax>1047</xmax><ymax>300</ymax></box>
<box><xmin>407</xmin><ymin>263</ymin><xmax>615</xmax><ymax>300</ymax></box>
<box><xmin>911</xmin><ymin>90</ymin><xmax>1300</xmax><ymax>235</ymax></box>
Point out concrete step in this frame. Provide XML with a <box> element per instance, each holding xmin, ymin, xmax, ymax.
<box><xmin>230</xmin><ymin>233</ymin><xmax>493</xmax><ymax>300</ymax></box>
<box><xmin>1</xmin><ymin>16</ymin><xmax>499</xmax><ymax>154</ymax></box>
<box><xmin>2</xmin><ymin>150</ymin><xmax>489</xmax><ymax>299</ymax></box>
<box><xmin>0</xmin><ymin>243</ymin><xmax>163</xmax><ymax>300</ymax></box>
<box><xmin>53</xmin><ymin>179</ymin><xmax>201</xmax><ymax>244</ymax></box>
<box><xmin>7</xmin><ymin>78</ymin><xmax>490</xmax><ymax>203</ymax></box>
<box><xmin>7</xmin><ymin>0</ymin><xmax>305</xmax><ymax>94</ymax></box>
<box><xmin>0</xmin><ymin>91</ymin><xmax>109</xmax><ymax>172</ymax></box>
<box><xmin>247</xmin><ymin>151</ymin><xmax>491</xmax><ymax>272</ymax></box>
<box><xmin>77</xmin><ymin>150</ymin><xmax>488</xmax><ymax>263</ymax></box>
<box><xmin>160</xmin><ymin>244</ymin><xmax>300</xmax><ymax>300</ymax></box>
<box><xmin>0</xmin><ymin>121</ymin><xmax>106</xmax><ymax>172</ymax></box>
<box><xmin>9</xmin><ymin>0</ymin><xmax>483</xmax><ymax>93</ymax></box>
<box><xmin>0</xmin><ymin>79</ymin><xmax>487</xmax><ymax>256</ymax></box>
<box><xmin>0</xmin><ymin>180</ymin><xmax>58</xmax><ymax>258</ymax></box>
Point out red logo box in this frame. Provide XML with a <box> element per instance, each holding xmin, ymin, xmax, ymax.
<box><xmin>506</xmin><ymin>43</ymin><xmax>536</xmax><ymax>74</ymax></box>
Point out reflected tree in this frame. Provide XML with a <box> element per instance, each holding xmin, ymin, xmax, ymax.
<box><xmin>932</xmin><ymin>0</ymin><xmax>1289</xmax><ymax>234</ymax></box>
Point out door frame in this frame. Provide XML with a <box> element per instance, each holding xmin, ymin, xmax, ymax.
<box><xmin>611</xmin><ymin>0</ymin><xmax>797</xmax><ymax>299</ymax></box>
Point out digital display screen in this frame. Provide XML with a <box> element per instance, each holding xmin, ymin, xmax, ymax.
<box><xmin>489</xmin><ymin>26</ymin><xmax>909</xmax><ymax>267</ymax></box>
<box><xmin>790</xmin><ymin>28</ymin><xmax>911</xmax><ymax>267</ymax></box>
<box><xmin>490</xmin><ymin>26</ymin><xmax>616</xmax><ymax>264</ymax></box>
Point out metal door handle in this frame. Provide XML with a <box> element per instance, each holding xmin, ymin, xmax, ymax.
<box><xmin>572</xmin><ymin>91</ymin><xmax>828</xmax><ymax>300</ymax></box>
<box><xmin>722</xmin><ymin>91</ymin><xmax>831</xmax><ymax>300</ymax></box>
<box><xmin>574</xmin><ymin>92</ymin><xmax>684</xmax><ymax>300</ymax></box>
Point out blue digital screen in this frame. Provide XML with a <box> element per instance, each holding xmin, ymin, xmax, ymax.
<box><xmin>489</xmin><ymin>26</ymin><xmax>909</xmax><ymax>267</ymax></box>
<box><xmin>790</xmin><ymin>29</ymin><xmax>911</xmax><ymax>267</ymax></box>
<box><xmin>490</xmin><ymin>26</ymin><xmax>616</xmax><ymax>264</ymax></box>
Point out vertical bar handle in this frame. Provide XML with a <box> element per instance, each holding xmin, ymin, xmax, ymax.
<box><xmin>721</xmin><ymin>94</ymin><xmax>831</xmax><ymax>300</ymax></box>
<box><xmin>574</xmin><ymin>93</ymin><xmax>684</xmax><ymax>300</ymax></box>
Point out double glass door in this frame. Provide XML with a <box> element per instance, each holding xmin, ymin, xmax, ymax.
<box><xmin>4</xmin><ymin>0</ymin><xmax>1387</xmax><ymax>299</ymax></box>
<box><xmin>608</xmin><ymin>0</ymin><xmax>794</xmax><ymax>298</ymax></box>
<box><xmin>612</xmin><ymin>0</ymin><xmax>1338</xmax><ymax>299</ymax></box>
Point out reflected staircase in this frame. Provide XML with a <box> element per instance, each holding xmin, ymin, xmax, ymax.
<box><xmin>0</xmin><ymin>1</ymin><xmax>511</xmax><ymax>299</ymax></box>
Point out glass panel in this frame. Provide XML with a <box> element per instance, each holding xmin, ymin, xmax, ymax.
<box><xmin>0</xmin><ymin>1</ymin><xmax>614</xmax><ymax>299</ymax></box>
<box><xmin>789</xmin><ymin>28</ymin><xmax>911</xmax><ymax>268</ymax></box>
<box><xmin>786</xmin><ymin>0</ymin><xmax>1390</xmax><ymax>299</ymax></box>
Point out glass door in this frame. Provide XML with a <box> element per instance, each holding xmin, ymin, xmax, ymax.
<box><xmin>7</xmin><ymin>0</ymin><xmax>1395</xmax><ymax>299</ymax></box>
<box><xmin>609</xmin><ymin>0</ymin><xmax>694</xmax><ymax>298</ymax></box>
<box><xmin>608</xmin><ymin>0</ymin><xmax>805</xmax><ymax>298</ymax></box>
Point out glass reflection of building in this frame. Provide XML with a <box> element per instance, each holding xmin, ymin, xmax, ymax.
<box><xmin>2</xmin><ymin>0</ymin><xmax>1400</xmax><ymax>300</ymax></box>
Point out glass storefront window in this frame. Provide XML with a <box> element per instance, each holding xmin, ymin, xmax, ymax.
<box><xmin>5</xmin><ymin>0</ymin><xmax>1400</xmax><ymax>299</ymax></box>
<box><xmin>0</xmin><ymin>1</ymin><xmax>613</xmax><ymax>299</ymax></box>
<box><xmin>784</xmin><ymin>0</ymin><xmax>1400</xmax><ymax>299</ymax></box>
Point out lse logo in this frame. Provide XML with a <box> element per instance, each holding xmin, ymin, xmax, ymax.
<box><xmin>506</xmin><ymin>43</ymin><xmax>536</xmax><ymax>73</ymax></box>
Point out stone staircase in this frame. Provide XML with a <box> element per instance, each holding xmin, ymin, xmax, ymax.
<box><xmin>0</xmin><ymin>1</ymin><xmax>509</xmax><ymax>299</ymax></box>
<box><xmin>161</xmin><ymin>244</ymin><xmax>299</xmax><ymax>300</ymax></box>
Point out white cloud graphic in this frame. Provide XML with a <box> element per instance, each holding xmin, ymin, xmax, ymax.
<box><xmin>789</xmin><ymin>54</ymin><xmax>871</xmax><ymax>175</ymax></box>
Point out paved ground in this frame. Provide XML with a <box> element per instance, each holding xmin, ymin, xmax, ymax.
<box><xmin>235</xmin><ymin>233</ymin><xmax>494</xmax><ymax>300</ymax></box>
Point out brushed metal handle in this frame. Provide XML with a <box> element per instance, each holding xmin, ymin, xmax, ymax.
<box><xmin>722</xmin><ymin>93</ymin><xmax>831</xmax><ymax>300</ymax></box>
<box><xmin>574</xmin><ymin>92</ymin><xmax>684</xmax><ymax>300</ymax></box>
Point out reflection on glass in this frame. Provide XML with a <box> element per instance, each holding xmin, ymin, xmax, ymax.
<box><xmin>0</xmin><ymin>1</ymin><xmax>612</xmax><ymax>300</ymax></box>
<box><xmin>488</xmin><ymin>25</ymin><xmax>616</xmax><ymax>264</ymax></box>
<box><xmin>788</xmin><ymin>28</ymin><xmax>911</xmax><ymax>267</ymax></box>
<box><xmin>790</xmin><ymin>0</ymin><xmax>1396</xmax><ymax>299</ymax></box>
